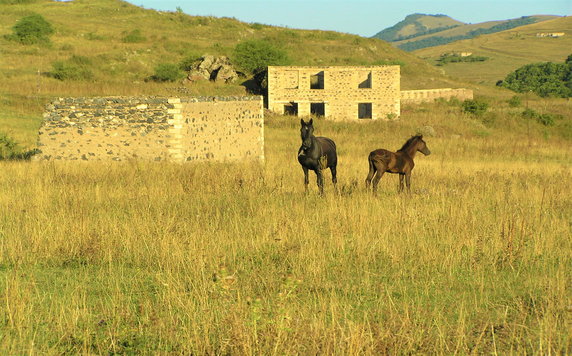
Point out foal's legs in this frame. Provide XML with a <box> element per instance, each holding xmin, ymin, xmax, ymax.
<box><xmin>371</xmin><ymin>161</ymin><xmax>386</xmax><ymax>193</ymax></box>
<box><xmin>398</xmin><ymin>174</ymin><xmax>404</xmax><ymax>192</ymax></box>
<box><xmin>405</xmin><ymin>172</ymin><xmax>412</xmax><ymax>193</ymax></box>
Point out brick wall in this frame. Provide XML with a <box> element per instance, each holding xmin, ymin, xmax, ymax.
<box><xmin>37</xmin><ymin>96</ymin><xmax>264</xmax><ymax>162</ymax></box>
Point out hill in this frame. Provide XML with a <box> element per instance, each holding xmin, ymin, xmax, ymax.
<box><xmin>371</xmin><ymin>14</ymin><xmax>464</xmax><ymax>42</ymax></box>
<box><xmin>0</xmin><ymin>0</ymin><xmax>468</xmax><ymax>146</ymax></box>
<box><xmin>413</xmin><ymin>16</ymin><xmax>572</xmax><ymax>86</ymax></box>
<box><xmin>374</xmin><ymin>14</ymin><xmax>560</xmax><ymax>51</ymax></box>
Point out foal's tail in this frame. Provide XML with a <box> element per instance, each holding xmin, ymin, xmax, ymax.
<box><xmin>365</xmin><ymin>151</ymin><xmax>377</xmax><ymax>186</ymax></box>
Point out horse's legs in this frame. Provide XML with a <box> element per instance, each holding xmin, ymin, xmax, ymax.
<box><xmin>405</xmin><ymin>172</ymin><xmax>412</xmax><ymax>193</ymax></box>
<box><xmin>365</xmin><ymin>158</ymin><xmax>376</xmax><ymax>189</ymax></box>
<box><xmin>330</xmin><ymin>165</ymin><xmax>337</xmax><ymax>192</ymax></box>
<box><xmin>302</xmin><ymin>166</ymin><xmax>309</xmax><ymax>193</ymax></box>
<box><xmin>398</xmin><ymin>174</ymin><xmax>404</xmax><ymax>192</ymax></box>
<box><xmin>371</xmin><ymin>161</ymin><xmax>385</xmax><ymax>193</ymax></box>
<box><xmin>316</xmin><ymin>169</ymin><xmax>324</xmax><ymax>195</ymax></box>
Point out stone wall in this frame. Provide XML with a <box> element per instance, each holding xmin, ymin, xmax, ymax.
<box><xmin>37</xmin><ymin>96</ymin><xmax>264</xmax><ymax>162</ymax></box>
<box><xmin>400</xmin><ymin>88</ymin><xmax>473</xmax><ymax>105</ymax></box>
<box><xmin>267</xmin><ymin>65</ymin><xmax>401</xmax><ymax>121</ymax></box>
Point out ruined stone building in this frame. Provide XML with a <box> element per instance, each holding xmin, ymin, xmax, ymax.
<box><xmin>267</xmin><ymin>65</ymin><xmax>401</xmax><ymax>120</ymax></box>
<box><xmin>37</xmin><ymin>96</ymin><xmax>264</xmax><ymax>162</ymax></box>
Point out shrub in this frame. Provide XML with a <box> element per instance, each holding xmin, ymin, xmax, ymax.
<box><xmin>9</xmin><ymin>13</ymin><xmax>54</xmax><ymax>45</ymax></box>
<box><xmin>232</xmin><ymin>39</ymin><xmax>290</xmax><ymax>75</ymax></box>
<box><xmin>150</xmin><ymin>63</ymin><xmax>185</xmax><ymax>82</ymax></box>
<box><xmin>122</xmin><ymin>29</ymin><xmax>146</xmax><ymax>43</ymax></box>
<box><xmin>462</xmin><ymin>99</ymin><xmax>489</xmax><ymax>116</ymax></box>
<box><xmin>507</xmin><ymin>95</ymin><xmax>522</xmax><ymax>107</ymax></box>
<box><xmin>521</xmin><ymin>108</ymin><xmax>558</xmax><ymax>127</ymax></box>
<box><xmin>49</xmin><ymin>56</ymin><xmax>94</xmax><ymax>81</ymax></box>
<box><xmin>0</xmin><ymin>133</ymin><xmax>38</xmax><ymax>160</ymax></box>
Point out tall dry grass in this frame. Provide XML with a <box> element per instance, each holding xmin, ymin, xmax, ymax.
<box><xmin>0</xmin><ymin>103</ymin><xmax>571</xmax><ymax>354</ymax></box>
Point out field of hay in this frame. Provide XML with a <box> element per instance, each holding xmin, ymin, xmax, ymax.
<box><xmin>1</xmin><ymin>99</ymin><xmax>570</xmax><ymax>354</ymax></box>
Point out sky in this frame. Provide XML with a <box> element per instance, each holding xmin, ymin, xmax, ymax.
<box><xmin>127</xmin><ymin>0</ymin><xmax>571</xmax><ymax>37</ymax></box>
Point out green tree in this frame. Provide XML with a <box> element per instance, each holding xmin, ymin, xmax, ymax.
<box><xmin>232</xmin><ymin>39</ymin><xmax>290</xmax><ymax>75</ymax></box>
<box><xmin>10</xmin><ymin>13</ymin><xmax>54</xmax><ymax>44</ymax></box>
<box><xmin>499</xmin><ymin>58</ymin><xmax>572</xmax><ymax>98</ymax></box>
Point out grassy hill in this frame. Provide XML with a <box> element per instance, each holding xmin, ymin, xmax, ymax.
<box><xmin>376</xmin><ymin>14</ymin><xmax>559</xmax><ymax>51</ymax></box>
<box><xmin>372</xmin><ymin>14</ymin><xmax>464</xmax><ymax>42</ymax></box>
<box><xmin>413</xmin><ymin>16</ymin><xmax>572</xmax><ymax>86</ymax></box>
<box><xmin>0</xmin><ymin>0</ymin><xmax>469</xmax><ymax>146</ymax></box>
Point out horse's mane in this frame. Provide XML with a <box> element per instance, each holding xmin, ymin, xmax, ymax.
<box><xmin>398</xmin><ymin>135</ymin><xmax>422</xmax><ymax>152</ymax></box>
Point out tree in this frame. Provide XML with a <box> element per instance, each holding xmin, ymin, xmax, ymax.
<box><xmin>499</xmin><ymin>56</ymin><xmax>572</xmax><ymax>98</ymax></box>
<box><xmin>232</xmin><ymin>39</ymin><xmax>290</xmax><ymax>75</ymax></box>
<box><xmin>10</xmin><ymin>13</ymin><xmax>54</xmax><ymax>44</ymax></box>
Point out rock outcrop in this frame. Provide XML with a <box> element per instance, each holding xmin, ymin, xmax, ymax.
<box><xmin>186</xmin><ymin>55</ymin><xmax>240</xmax><ymax>83</ymax></box>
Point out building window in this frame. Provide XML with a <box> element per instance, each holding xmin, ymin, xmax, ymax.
<box><xmin>310</xmin><ymin>71</ymin><xmax>324</xmax><ymax>89</ymax></box>
<box><xmin>358</xmin><ymin>103</ymin><xmax>372</xmax><ymax>119</ymax></box>
<box><xmin>358</xmin><ymin>71</ymin><xmax>372</xmax><ymax>88</ymax></box>
<box><xmin>284</xmin><ymin>102</ymin><xmax>298</xmax><ymax>116</ymax></box>
<box><xmin>311</xmin><ymin>102</ymin><xmax>325</xmax><ymax>117</ymax></box>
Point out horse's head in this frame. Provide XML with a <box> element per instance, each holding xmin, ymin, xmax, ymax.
<box><xmin>415</xmin><ymin>135</ymin><xmax>431</xmax><ymax>156</ymax></box>
<box><xmin>300</xmin><ymin>118</ymin><xmax>314</xmax><ymax>150</ymax></box>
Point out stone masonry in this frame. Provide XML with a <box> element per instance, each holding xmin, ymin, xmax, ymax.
<box><xmin>400</xmin><ymin>88</ymin><xmax>473</xmax><ymax>105</ymax></box>
<box><xmin>37</xmin><ymin>96</ymin><xmax>264</xmax><ymax>162</ymax></box>
<box><xmin>267</xmin><ymin>65</ymin><xmax>401</xmax><ymax>121</ymax></box>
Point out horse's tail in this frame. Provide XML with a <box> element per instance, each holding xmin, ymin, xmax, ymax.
<box><xmin>368</xmin><ymin>151</ymin><xmax>377</xmax><ymax>174</ymax></box>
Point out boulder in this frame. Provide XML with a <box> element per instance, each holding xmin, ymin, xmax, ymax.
<box><xmin>187</xmin><ymin>55</ymin><xmax>239</xmax><ymax>83</ymax></box>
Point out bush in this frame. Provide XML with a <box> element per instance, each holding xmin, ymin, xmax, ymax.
<box><xmin>507</xmin><ymin>95</ymin><xmax>522</xmax><ymax>107</ymax></box>
<box><xmin>521</xmin><ymin>108</ymin><xmax>558</xmax><ymax>127</ymax></box>
<box><xmin>49</xmin><ymin>56</ymin><xmax>94</xmax><ymax>81</ymax></box>
<box><xmin>9</xmin><ymin>13</ymin><xmax>54</xmax><ymax>45</ymax></box>
<box><xmin>0</xmin><ymin>133</ymin><xmax>38</xmax><ymax>160</ymax></box>
<box><xmin>462</xmin><ymin>99</ymin><xmax>489</xmax><ymax>116</ymax></box>
<box><xmin>232</xmin><ymin>39</ymin><xmax>290</xmax><ymax>74</ymax></box>
<box><xmin>122</xmin><ymin>29</ymin><xmax>146</xmax><ymax>43</ymax></box>
<box><xmin>150</xmin><ymin>63</ymin><xmax>185</xmax><ymax>82</ymax></box>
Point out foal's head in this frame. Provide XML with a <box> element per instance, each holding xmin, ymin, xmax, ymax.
<box><xmin>414</xmin><ymin>135</ymin><xmax>431</xmax><ymax>156</ymax></box>
<box><xmin>300</xmin><ymin>119</ymin><xmax>314</xmax><ymax>149</ymax></box>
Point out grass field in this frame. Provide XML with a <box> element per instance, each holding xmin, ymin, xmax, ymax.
<box><xmin>1</xmin><ymin>99</ymin><xmax>571</xmax><ymax>354</ymax></box>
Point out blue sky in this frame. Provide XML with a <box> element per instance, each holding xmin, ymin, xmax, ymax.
<box><xmin>128</xmin><ymin>0</ymin><xmax>571</xmax><ymax>37</ymax></box>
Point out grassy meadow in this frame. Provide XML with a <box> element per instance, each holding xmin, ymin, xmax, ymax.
<box><xmin>1</xmin><ymin>97</ymin><xmax>571</xmax><ymax>354</ymax></box>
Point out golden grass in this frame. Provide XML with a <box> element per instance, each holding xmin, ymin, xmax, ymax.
<box><xmin>0</xmin><ymin>102</ymin><xmax>571</xmax><ymax>354</ymax></box>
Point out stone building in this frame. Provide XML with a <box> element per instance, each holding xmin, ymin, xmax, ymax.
<box><xmin>37</xmin><ymin>96</ymin><xmax>264</xmax><ymax>162</ymax></box>
<box><xmin>267</xmin><ymin>65</ymin><xmax>401</xmax><ymax>120</ymax></box>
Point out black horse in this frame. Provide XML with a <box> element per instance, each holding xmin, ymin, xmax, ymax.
<box><xmin>297</xmin><ymin>119</ymin><xmax>337</xmax><ymax>194</ymax></box>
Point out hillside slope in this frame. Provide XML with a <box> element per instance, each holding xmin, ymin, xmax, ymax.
<box><xmin>374</xmin><ymin>14</ymin><xmax>559</xmax><ymax>51</ymax></box>
<box><xmin>413</xmin><ymin>16</ymin><xmax>572</xmax><ymax>85</ymax></box>
<box><xmin>372</xmin><ymin>14</ymin><xmax>464</xmax><ymax>42</ymax></box>
<box><xmin>0</xmin><ymin>0</ymin><xmax>458</xmax><ymax>93</ymax></box>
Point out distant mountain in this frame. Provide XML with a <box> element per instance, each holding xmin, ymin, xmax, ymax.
<box><xmin>373</xmin><ymin>14</ymin><xmax>561</xmax><ymax>51</ymax></box>
<box><xmin>372</xmin><ymin>14</ymin><xmax>464</xmax><ymax>43</ymax></box>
